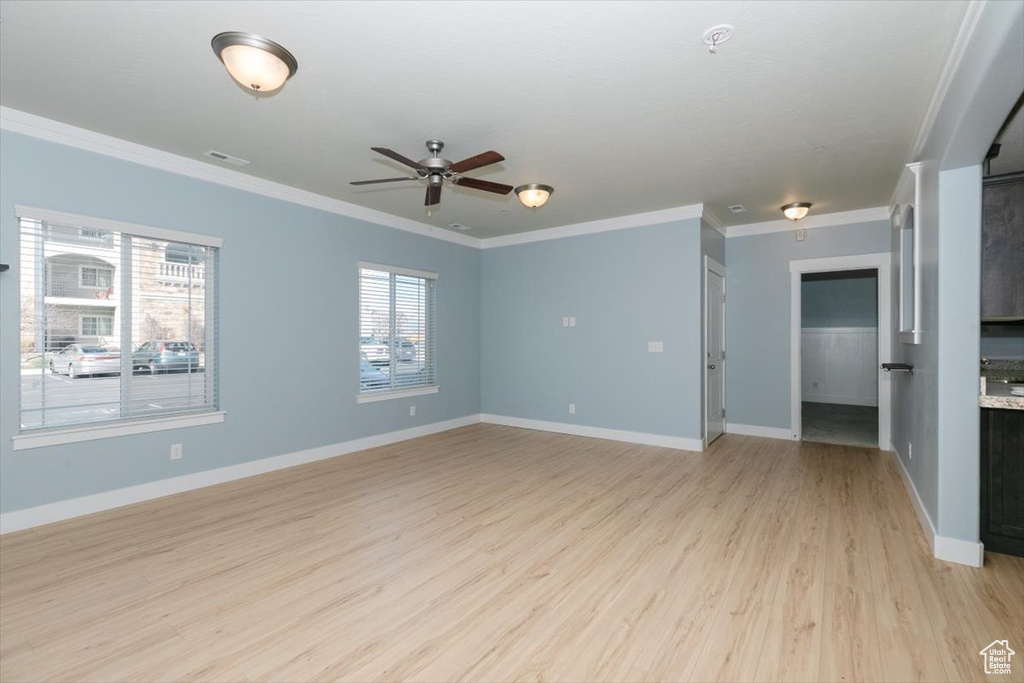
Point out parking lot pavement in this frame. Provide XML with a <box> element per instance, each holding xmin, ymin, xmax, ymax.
<box><xmin>20</xmin><ymin>370</ymin><xmax>210</xmax><ymax>429</ymax></box>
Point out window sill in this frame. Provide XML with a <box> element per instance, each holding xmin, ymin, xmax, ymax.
<box><xmin>12</xmin><ymin>411</ymin><xmax>226</xmax><ymax>451</ymax></box>
<box><xmin>357</xmin><ymin>386</ymin><xmax>439</xmax><ymax>404</ymax></box>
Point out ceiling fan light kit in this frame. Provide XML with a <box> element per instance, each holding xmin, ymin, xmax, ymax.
<box><xmin>212</xmin><ymin>31</ymin><xmax>298</xmax><ymax>93</ymax></box>
<box><xmin>781</xmin><ymin>202</ymin><xmax>812</xmax><ymax>221</ymax></box>
<box><xmin>514</xmin><ymin>184</ymin><xmax>554</xmax><ymax>209</ymax></box>
<box><xmin>351</xmin><ymin>140</ymin><xmax>514</xmax><ymax>208</ymax></box>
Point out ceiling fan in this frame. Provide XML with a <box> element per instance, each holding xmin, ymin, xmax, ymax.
<box><xmin>351</xmin><ymin>140</ymin><xmax>513</xmax><ymax>207</ymax></box>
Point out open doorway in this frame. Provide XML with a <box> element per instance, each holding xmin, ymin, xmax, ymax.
<box><xmin>789</xmin><ymin>252</ymin><xmax>892</xmax><ymax>450</ymax></box>
<box><xmin>800</xmin><ymin>269</ymin><xmax>879</xmax><ymax>447</ymax></box>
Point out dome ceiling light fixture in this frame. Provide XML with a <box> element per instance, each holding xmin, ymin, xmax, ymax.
<box><xmin>781</xmin><ymin>202</ymin><xmax>812</xmax><ymax>221</ymax></box>
<box><xmin>515</xmin><ymin>183</ymin><xmax>554</xmax><ymax>209</ymax></box>
<box><xmin>211</xmin><ymin>31</ymin><xmax>298</xmax><ymax>94</ymax></box>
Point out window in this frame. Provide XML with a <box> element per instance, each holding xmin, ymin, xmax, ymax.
<box><xmin>79</xmin><ymin>227</ymin><xmax>108</xmax><ymax>241</ymax></box>
<box><xmin>80</xmin><ymin>315</ymin><xmax>114</xmax><ymax>337</ymax></box>
<box><xmin>80</xmin><ymin>265</ymin><xmax>113</xmax><ymax>289</ymax></box>
<box><xmin>165</xmin><ymin>242</ymin><xmax>207</xmax><ymax>264</ymax></box>
<box><xmin>17</xmin><ymin>206</ymin><xmax>223</xmax><ymax>445</ymax></box>
<box><xmin>358</xmin><ymin>263</ymin><xmax>436</xmax><ymax>401</ymax></box>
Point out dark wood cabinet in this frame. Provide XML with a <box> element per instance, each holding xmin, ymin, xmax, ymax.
<box><xmin>980</xmin><ymin>408</ymin><xmax>1024</xmax><ymax>557</ymax></box>
<box><xmin>981</xmin><ymin>174</ymin><xmax>1024</xmax><ymax>321</ymax></box>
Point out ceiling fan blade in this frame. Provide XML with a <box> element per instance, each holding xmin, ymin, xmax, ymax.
<box><xmin>425</xmin><ymin>184</ymin><xmax>442</xmax><ymax>206</ymax></box>
<box><xmin>371</xmin><ymin>147</ymin><xmax>427</xmax><ymax>172</ymax></box>
<box><xmin>454</xmin><ymin>177</ymin><xmax>514</xmax><ymax>195</ymax></box>
<box><xmin>350</xmin><ymin>177</ymin><xmax>418</xmax><ymax>186</ymax></box>
<box><xmin>449</xmin><ymin>150</ymin><xmax>505</xmax><ymax>174</ymax></box>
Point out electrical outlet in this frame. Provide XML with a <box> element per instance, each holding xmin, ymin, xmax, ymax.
<box><xmin>410</xmin><ymin>405</ymin><xmax>416</xmax><ymax>417</ymax></box>
<box><xmin>569</xmin><ymin>403</ymin><xmax>576</xmax><ymax>415</ymax></box>
<box><xmin>908</xmin><ymin>442</ymin><xmax>912</xmax><ymax>460</ymax></box>
<box><xmin>562</xmin><ymin>316</ymin><xmax>569</xmax><ymax>327</ymax></box>
<box><xmin>569</xmin><ymin>316</ymin><xmax>576</xmax><ymax>327</ymax></box>
<box><xmin>812</xmin><ymin>381</ymin><xmax>818</xmax><ymax>389</ymax></box>
<box><xmin>170</xmin><ymin>443</ymin><xmax>182</xmax><ymax>460</ymax></box>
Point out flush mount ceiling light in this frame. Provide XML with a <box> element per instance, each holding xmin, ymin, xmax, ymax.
<box><xmin>514</xmin><ymin>184</ymin><xmax>554</xmax><ymax>209</ymax></box>
<box><xmin>211</xmin><ymin>31</ymin><xmax>298</xmax><ymax>94</ymax></box>
<box><xmin>781</xmin><ymin>202</ymin><xmax>812</xmax><ymax>221</ymax></box>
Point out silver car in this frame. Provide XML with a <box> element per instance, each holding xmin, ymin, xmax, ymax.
<box><xmin>50</xmin><ymin>344</ymin><xmax>121</xmax><ymax>378</ymax></box>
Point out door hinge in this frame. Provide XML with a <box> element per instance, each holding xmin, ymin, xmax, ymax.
<box><xmin>722</xmin><ymin>409</ymin><xmax>725</xmax><ymax>418</ymax></box>
<box><xmin>721</xmin><ymin>351</ymin><xmax>726</xmax><ymax>359</ymax></box>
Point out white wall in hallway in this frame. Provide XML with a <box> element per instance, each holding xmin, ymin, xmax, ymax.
<box><xmin>801</xmin><ymin>327</ymin><xmax>878</xmax><ymax>406</ymax></box>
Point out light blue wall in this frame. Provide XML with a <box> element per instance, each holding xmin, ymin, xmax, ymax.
<box><xmin>936</xmin><ymin>164</ymin><xmax>982</xmax><ymax>541</ymax></box>
<box><xmin>480</xmin><ymin>219</ymin><xmax>704</xmax><ymax>440</ymax></box>
<box><xmin>724</xmin><ymin>220</ymin><xmax>891</xmax><ymax>430</ymax></box>
<box><xmin>891</xmin><ymin>0</ymin><xmax>1023</xmax><ymax>546</ymax></box>
<box><xmin>801</xmin><ymin>275</ymin><xmax>877</xmax><ymax>328</ymax></box>
<box><xmin>0</xmin><ymin>131</ymin><xmax>481</xmax><ymax>513</ymax></box>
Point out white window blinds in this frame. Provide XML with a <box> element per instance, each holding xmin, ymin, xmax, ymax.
<box><xmin>18</xmin><ymin>210</ymin><xmax>220</xmax><ymax>432</ymax></box>
<box><xmin>358</xmin><ymin>263</ymin><xmax>436</xmax><ymax>395</ymax></box>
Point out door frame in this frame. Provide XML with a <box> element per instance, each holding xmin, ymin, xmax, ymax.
<box><xmin>704</xmin><ymin>256</ymin><xmax>726</xmax><ymax>445</ymax></box>
<box><xmin>789</xmin><ymin>252</ymin><xmax>892</xmax><ymax>449</ymax></box>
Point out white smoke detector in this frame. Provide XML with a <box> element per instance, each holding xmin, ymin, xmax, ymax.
<box><xmin>702</xmin><ymin>24</ymin><xmax>734</xmax><ymax>53</ymax></box>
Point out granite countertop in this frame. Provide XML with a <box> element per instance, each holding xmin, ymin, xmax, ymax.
<box><xmin>979</xmin><ymin>360</ymin><xmax>1024</xmax><ymax>410</ymax></box>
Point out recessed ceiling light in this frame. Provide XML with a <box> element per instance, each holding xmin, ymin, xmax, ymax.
<box><xmin>727</xmin><ymin>204</ymin><xmax>746</xmax><ymax>214</ymax></box>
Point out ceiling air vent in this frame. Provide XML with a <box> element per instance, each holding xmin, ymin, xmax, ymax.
<box><xmin>203</xmin><ymin>150</ymin><xmax>250</xmax><ymax>167</ymax></box>
<box><xmin>728</xmin><ymin>204</ymin><xmax>747</xmax><ymax>214</ymax></box>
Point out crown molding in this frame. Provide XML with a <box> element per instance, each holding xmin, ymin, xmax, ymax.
<box><xmin>479</xmin><ymin>203</ymin><xmax>704</xmax><ymax>249</ymax></box>
<box><xmin>702</xmin><ymin>208</ymin><xmax>727</xmax><ymax>237</ymax></box>
<box><xmin>0</xmin><ymin>106</ymin><xmax>481</xmax><ymax>249</ymax></box>
<box><xmin>904</xmin><ymin>0</ymin><xmax>986</xmax><ymax>166</ymax></box>
<box><xmin>725</xmin><ymin>206</ymin><xmax>892</xmax><ymax>238</ymax></box>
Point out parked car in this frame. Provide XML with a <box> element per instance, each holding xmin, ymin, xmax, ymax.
<box><xmin>360</xmin><ymin>336</ymin><xmax>390</xmax><ymax>366</ymax></box>
<box><xmin>381</xmin><ymin>338</ymin><xmax>417</xmax><ymax>363</ymax></box>
<box><xmin>49</xmin><ymin>344</ymin><xmax>120</xmax><ymax>378</ymax></box>
<box><xmin>360</xmin><ymin>353</ymin><xmax>388</xmax><ymax>390</ymax></box>
<box><xmin>132</xmin><ymin>341</ymin><xmax>200</xmax><ymax>374</ymax></box>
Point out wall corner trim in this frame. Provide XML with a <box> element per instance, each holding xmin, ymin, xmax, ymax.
<box><xmin>725</xmin><ymin>206</ymin><xmax>892</xmax><ymax>238</ymax></box>
<box><xmin>723</xmin><ymin>423</ymin><xmax>797</xmax><ymax>440</ymax></box>
<box><xmin>889</xmin><ymin>447</ymin><xmax>984</xmax><ymax>568</ymax></box>
<box><xmin>0</xmin><ymin>414</ymin><xmax>483</xmax><ymax>535</ymax></box>
<box><xmin>478</xmin><ymin>204</ymin><xmax>704</xmax><ymax>249</ymax></box>
<box><xmin>480</xmin><ymin>414</ymin><xmax>704</xmax><ymax>452</ymax></box>
<box><xmin>703</xmin><ymin>209</ymin><xmax>728</xmax><ymax>237</ymax></box>
<box><xmin>0</xmin><ymin>106</ymin><xmax>481</xmax><ymax>249</ymax></box>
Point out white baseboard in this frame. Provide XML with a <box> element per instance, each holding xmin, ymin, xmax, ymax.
<box><xmin>479</xmin><ymin>414</ymin><xmax>703</xmax><ymax>452</ymax></box>
<box><xmin>889</xmin><ymin>447</ymin><xmax>984</xmax><ymax>568</ymax></box>
<box><xmin>802</xmin><ymin>396</ymin><xmax>879</xmax><ymax>407</ymax></box>
<box><xmin>724</xmin><ymin>423</ymin><xmax>797</xmax><ymax>440</ymax></box>
<box><xmin>934</xmin><ymin>535</ymin><xmax>985</xmax><ymax>568</ymax></box>
<box><xmin>0</xmin><ymin>414</ymin><xmax>482</xmax><ymax>535</ymax></box>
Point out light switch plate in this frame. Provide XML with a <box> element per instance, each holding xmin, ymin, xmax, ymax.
<box><xmin>648</xmin><ymin>341</ymin><xmax>664</xmax><ymax>353</ymax></box>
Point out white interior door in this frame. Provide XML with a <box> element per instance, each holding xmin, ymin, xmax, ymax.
<box><xmin>705</xmin><ymin>261</ymin><xmax>726</xmax><ymax>444</ymax></box>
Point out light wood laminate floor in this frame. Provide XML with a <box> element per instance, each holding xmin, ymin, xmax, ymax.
<box><xmin>1</xmin><ymin>424</ymin><xmax>1021</xmax><ymax>682</ymax></box>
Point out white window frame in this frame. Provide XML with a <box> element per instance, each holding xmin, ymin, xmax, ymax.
<box><xmin>79</xmin><ymin>314</ymin><xmax>114</xmax><ymax>337</ymax></box>
<box><xmin>357</xmin><ymin>261</ymin><xmax>438</xmax><ymax>403</ymax></box>
<box><xmin>79</xmin><ymin>264</ymin><xmax>114</xmax><ymax>289</ymax></box>
<box><xmin>13</xmin><ymin>205</ymin><xmax>226</xmax><ymax>450</ymax></box>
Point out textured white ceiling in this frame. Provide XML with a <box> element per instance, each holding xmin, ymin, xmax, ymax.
<box><xmin>0</xmin><ymin>1</ymin><xmax>968</xmax><ymax>237</ymax></box>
